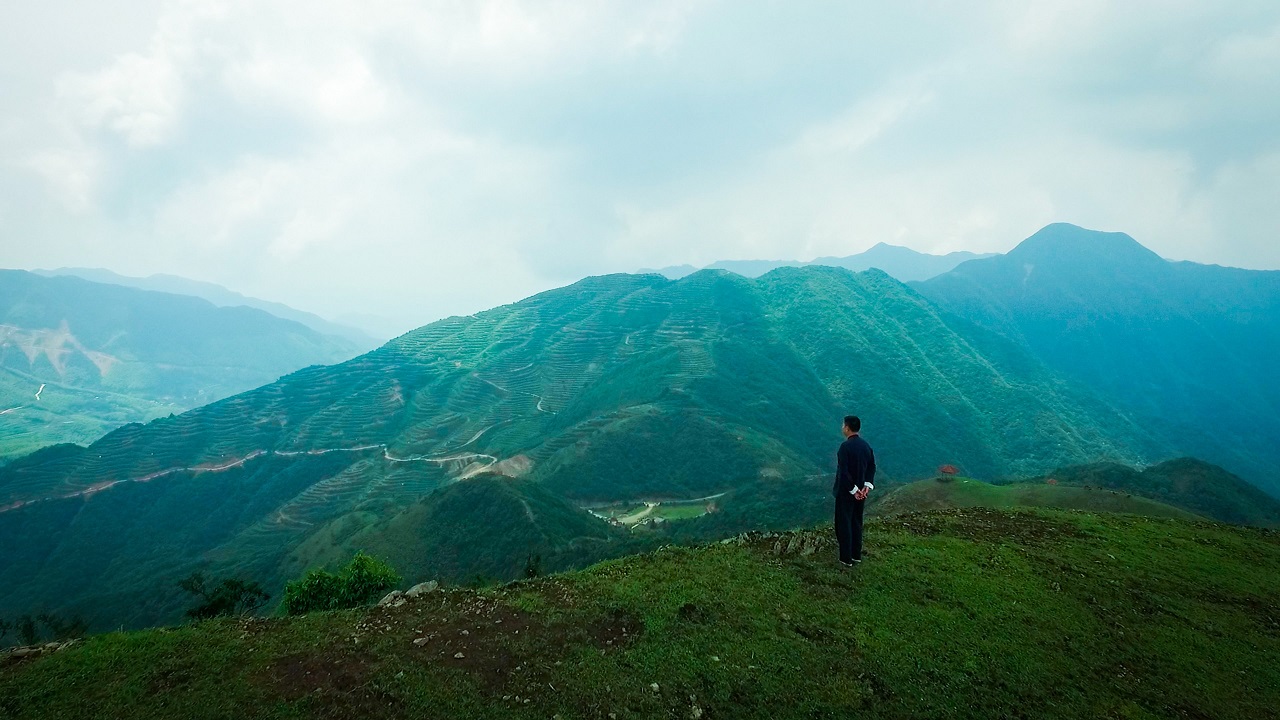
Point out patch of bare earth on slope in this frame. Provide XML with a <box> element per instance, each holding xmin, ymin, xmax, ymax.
<box><xmin>263</xmin><ymin>583</ymin><xmax>640</xmax><ymax>713</ymax></box>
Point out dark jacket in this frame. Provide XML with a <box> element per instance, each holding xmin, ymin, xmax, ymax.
<box><xmin>833</xmin><ymin>435</ymin><xmax>876</xmax><ymax>498</ymax></box>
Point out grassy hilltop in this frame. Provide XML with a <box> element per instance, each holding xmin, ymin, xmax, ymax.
<box><xmin>2</xmin><ymin>508</ymin><xmax>1277</xmax><ymax>719</ymax></box>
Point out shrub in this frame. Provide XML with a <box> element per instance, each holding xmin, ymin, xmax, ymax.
<box><xmin>524</xmin><ymin>553</ymin><xmax>543</xmax><ymax>579</ymax></box>
<box><xmin>17</xmin><ymin>616</ymin><xmax>37</xmax><ymax>646</ymax></box>
<box><xmin>281</xmin><ymin>552</ymin><xmax>401</xmax><ymax>616</ymax></box>
<box><xmin>178</xmin><ymin>572</ymin><xmax>271</xmax><ymax>620</ymax></box>
<box><xmin>2</xmin><ymin>613</ymin><xmax>87</xmax><ymax>647</ymax></box>
<box><xmin>35</xmin><ymin>613</ymin><xmax>87</xmax><ymax>641</ymax></box>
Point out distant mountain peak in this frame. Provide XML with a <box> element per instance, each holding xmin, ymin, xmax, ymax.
<box><xmin>1009</xmin><ymin>223</ymin><xmax>1165</xmax><ymax>267</ymax></box>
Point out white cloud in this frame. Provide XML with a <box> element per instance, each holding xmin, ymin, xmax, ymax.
<box><xmin>25</xmin><ymin>144</ymin><xmax>102</xmax><ymax>213</ymax></box>
<box><xmin>1</xmin><ymin>0</ymin><xmax>1277</xmax><ymax>334</ymax></box>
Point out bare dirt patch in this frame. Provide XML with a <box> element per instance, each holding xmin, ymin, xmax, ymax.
<box><xmin>891</xmin><ymin>507</ymin><xmax>1087</xmax><ymax>545</ymax></box>
<box><xmin>395</xmin><ymin>592</ymin><xmax>640</xmax><ymax>694</ymax></box>
<box><xmin>271</xmin><ymin>652</ymin><xmax>377</xmax><ymax>701</ymax></box>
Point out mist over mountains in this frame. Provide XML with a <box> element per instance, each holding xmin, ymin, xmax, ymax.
<box><xmin>0</xmin><ymin>271</ymin><xmax>363</xmax><ymax>458</ymax></box>
<box><xmin>641</xmin><ymin>243</ymin><xmax>995</xmax><ymax>282</ymax></box>
<box><xmin>33</xmin><ymin>268</ymin><xmax>382</xmax><ymax>347</ymax></box>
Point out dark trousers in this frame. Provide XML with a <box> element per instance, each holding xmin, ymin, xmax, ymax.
<box><xmin>834</xmin><ymin>496</ymin><xmax>866</xmax><ymax>563</ymax></box>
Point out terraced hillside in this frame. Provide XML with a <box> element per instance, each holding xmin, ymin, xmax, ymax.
<box><xmin>916</xmin><ymin>223</ymin><xmax>1280</xmax><ymax>494</ymax></box>
<box><xmin>3</xmin><ymin>509</ymin><xmax>1278</xmax><ymax>719</ymax></box>
<box><xmin>0</xmin><ymin>270</ymin><xmax>362</xmax><ymax>457</ymax></box>
<box><xmin>0</xmin><ymin>267</ymin><xmax>1163</xmax><ymax>630</ymax></box>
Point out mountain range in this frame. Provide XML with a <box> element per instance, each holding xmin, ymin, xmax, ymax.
<box><xmin>1</xmin><ymin>223</ymin><xmax>1276</xmax><ymax>632</ymax></box>
<box><xmin>915</xmin><ymin>223</ymin><xmax>1280</xmax><ymax>491</ymax></box>
<box><xmin>641</xmin><ymin>243</ymin><xmax>995</xmax><ymax>281</ymax></box>
<box><xmin>0</xmin><ymin>271</ymin><xmax>363</xmax><ymax>458</ymax></box>
<box><xmin>34</xmin><ymin>268</ymin><xmax>382</xmax><ymax>347</ymax></box>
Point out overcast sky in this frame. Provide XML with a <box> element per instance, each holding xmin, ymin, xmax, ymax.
<box><xmin>2</xmin><ymin>1</ymin><xmax>1278</xmax><ymax>336</ymax></box>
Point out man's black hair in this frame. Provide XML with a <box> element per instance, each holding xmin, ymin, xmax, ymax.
<box><xmin>843</xmin><ymin>415</ymin><xmax>861</xmax><ymax>433</ymax></box>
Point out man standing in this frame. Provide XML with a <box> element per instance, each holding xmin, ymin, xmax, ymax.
<box><xmin>833</xmin><ymin>415</ymin><xmax>876</xmax><ymax>567</ymax></box>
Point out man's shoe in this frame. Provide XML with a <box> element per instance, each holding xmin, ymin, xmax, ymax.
<box><xmin>839</xmin><ymin>560</ymin><xmax>855</xmax><ymax>569</ymax></box>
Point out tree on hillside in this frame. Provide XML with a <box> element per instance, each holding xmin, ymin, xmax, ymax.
<box><xmin>2</xmin><ymin>613</ymin><xmax>86</xmax><ymax>647</ymax></box>
<box><xmin>16</xmin><ymin>616</ymin><xmax>36</xmax><ymax>646</ymax></box>
<box><xmin>281</xmin><ymin>552</ymin><xmax>401</xmax><ymax>616</ymax></box>
<box><xmin>524</xmin><ymin>553</ymin><xmax>543</xmax><ymax>579</ymax></box>
<box><xmin>178</xmin><ymin>572</ymin><xmax>271</xmax><ymax>620</ymax></box>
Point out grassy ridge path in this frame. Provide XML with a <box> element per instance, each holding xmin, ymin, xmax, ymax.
<box><xmin>2</xmin><ymin>508</ymin><xmax>1277</xmax><ymax>719</ymax></box>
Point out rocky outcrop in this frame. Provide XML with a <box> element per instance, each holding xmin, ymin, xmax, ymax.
<box><xmin>405</xmin><ymin>581</ymin><xmax>439</xmax><ymax>598</ymax></box>
<box><xmin>1</xmin><ymin>639</ymin><xmax>78</xmax><ymax>664</ymax></box>
<box><xmin>720</xmin><ymin>530</ymin><xmax>830</xmax><ymax>557</ymax></box>
<box><xmin>378</xmin><ymin>580</ymin><xmax>441</xmax><ymax>609</ymax></box>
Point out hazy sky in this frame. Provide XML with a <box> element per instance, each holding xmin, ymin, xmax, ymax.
<box><xmin>2</xmin><ymin>1</ymin><xmax>1278</xmax><ymax>336</ymax></box>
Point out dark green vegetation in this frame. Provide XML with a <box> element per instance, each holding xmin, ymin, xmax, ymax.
<box><xmin>2</xmin><ymin>509</ymin><xmax>1278</xmax><ymax>719</ymax></box>
<box><xmin>917</xmin><ymin>223</ymin><xmax>1280</xmax><ymax>494</ymax></box>
<box><xmin>1042</xmin><ymin>457</ymin><xmax>1280</xmax><ymax>528</ymax></box>
<box><xmin>873</xmin><ymin>457</ymin><xmax>1280</xmax><ymax>529</ymax></box>
<box><xmin>281</xmin><ymin>553</ymin><xmax>399</xmax><ymax>616</ymax></box>
<box><xmin>0</xmin><ymin>613</ymin><xmax>86</xmax><ymax>649</ymax></box>
<box><xmin>1</xmin><ymin>259</ymin><xmax>1166</xmax><ymax>631</ymax></box>
<box><xmin>0</xmin><ymin>270</ymin><xmax>361</xmax><ymax>457</ymax></box>
<box><xmin>351</xmin><ymin>478</ymin><xmax>645</xmax><ymax>586</ymax></box>
<box><xmin>179</xmin><ymin>573</ymin><xmax>271</xmax><ymax>621</ymax></box>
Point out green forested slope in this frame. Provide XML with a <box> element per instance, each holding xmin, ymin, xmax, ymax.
<box><xmin>2</xmin><ymin>509</ymin><xmax>1277</xmax><ymax>719</ymax></box>
<box><xmin>0</xmin><ymin>267</ymin><xmax>1160</xmax><ymax>630</ymax></box>
<box><xmin>916</xmin><ymin>223</ymin><xmax>1280</xmax><ymax>493</ymax></box>
<box><xmin>1042</xmin><ymin>457</ymin><xmax>1280</xmax><ymax>527</ymax></box>
<box><xmin>0</xmin><ymin>270</ymin><xmax>361</xmax><ymax>456</ymax></box>
<box><xmin>872</xmin><ymin>476</ymin><xmax>1203</xmax><ymax>521</ymax></box>
<box><xmin>873</xmin><ymin>457</ymin><xmax>1280</xmax><ymax>528</ymax></box>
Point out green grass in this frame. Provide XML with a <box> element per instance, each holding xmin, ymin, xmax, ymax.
<box><xmin>648</xmin><ymin>503</ymin><xmax>710</xmax><ymax>522</ymax></box>
<box><xmin>0</xmin><ymin>369</ymin><xmax>182</xmax><ymax>460</ymax></box>
<box><xmin>3</xmin><ymin>508</ymin><xmax>1277</xmax><ymax>719</ymax></box>
<box><xmin>874</xmin><ymin>477</ymin><xmax>1203</xmax><ymax>522</ymax></box>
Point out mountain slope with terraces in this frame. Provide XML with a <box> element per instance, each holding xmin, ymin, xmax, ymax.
<box><xmin>0</xmin><ymin>265</ymin><xmax>1163</xmax><ymax>630</ymax></box>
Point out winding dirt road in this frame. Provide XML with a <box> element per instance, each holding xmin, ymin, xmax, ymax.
<box><xmin>0</xmin><ymin>442</ymin><xmax>501</xmax><ymax>515</ymax></box>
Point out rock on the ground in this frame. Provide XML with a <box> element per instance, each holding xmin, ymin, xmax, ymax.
<box><xmin>405</xmin><ymin>580</ymin><xmax>439</xmax><ymax>598</ymax></box>
<box><xmin>377</xmin><ymin>590</ymin><xmax>405</xmax><ymax>607</ymax></box>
